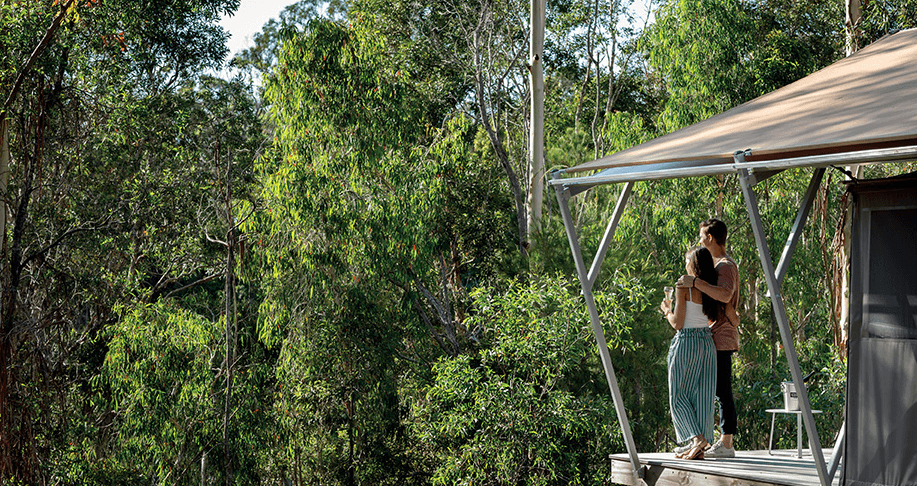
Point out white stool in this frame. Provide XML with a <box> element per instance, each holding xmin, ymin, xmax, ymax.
<box><xmin>766</xmin><ymin>408</ymin><xmax>822</xmax><ymax>458</ymax></box>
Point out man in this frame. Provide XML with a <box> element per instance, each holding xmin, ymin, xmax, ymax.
<box><xmin>677</xmin><ymin>218</ymin><xmax>739</xmax><ymax>458</ymax></box>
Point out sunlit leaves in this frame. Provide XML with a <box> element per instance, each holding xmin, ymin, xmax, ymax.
<box><xmin>252</xmin><ymin>16</ymin><xmax>449</xmax><ymax>483</ymax></box>
<box><xmin>413</xmin><ymin>275</ymin><xmax>634</xmax><ymax>485</ymax></box>
<box><xmin>103</xmin><ymin>302</ymin><xmax>220</xmax><ymax>483</ymax></box>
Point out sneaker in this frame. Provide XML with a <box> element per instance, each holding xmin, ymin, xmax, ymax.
<box><xmin>704</xmin><ymin>440</ymin><xmax>735</xmax><ymax>458</ymax></box>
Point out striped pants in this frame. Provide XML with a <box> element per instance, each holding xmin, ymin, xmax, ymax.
<box><xmin>667</xmin><ymin>327</ymin><xmax>716</xmax><ymax>443</ymax></box>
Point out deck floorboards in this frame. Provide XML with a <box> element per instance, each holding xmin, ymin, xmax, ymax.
<box><xmin>610</xmin><ymin>449</ymin><xmax>841</xmax><ymax>486</ymax></box>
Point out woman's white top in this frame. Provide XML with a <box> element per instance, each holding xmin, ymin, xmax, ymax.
<box><xmin>682</xmin><ymin>288</ymin><xmax>710</xmax><ymax>329</ymax></box>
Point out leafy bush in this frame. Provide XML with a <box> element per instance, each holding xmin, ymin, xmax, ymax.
<box><xmin>412</xmin><ymin>275</ymin><xmax>657</xmax><ymax>485</ymax></box>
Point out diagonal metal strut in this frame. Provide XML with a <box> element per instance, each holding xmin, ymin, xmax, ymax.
<box><xmin>736</xmin><ymin>156</ymin><xmax>831</xmax><ymax>486</ymax></box>
<box><xmin>775</xmin><ymin>168</ymin><xmax>825</xmax><ymax>285</ymax></box>
<box><xmin>552</xmin><ymin>174</ymin><xmax>642</xmax><ymax>477</ymax></box>
<box><xmin>587</xmin><ymin>182</ymin><xmax>634</xmax><ymax>290</ymax></box>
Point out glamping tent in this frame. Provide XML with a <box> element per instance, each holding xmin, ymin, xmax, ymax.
<box><xmin>548</xmin><ymin>28</ymin><xmax>917</xmax><ymax>486</ymax></box>
<box><xmin>846</xmin><ymin>175</ymin><xmax>917</xmax><ymax>486</ymax></box>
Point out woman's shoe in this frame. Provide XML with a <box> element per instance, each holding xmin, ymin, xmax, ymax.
<box><xmin>673</xmin><ymin>442</ymin><xmax>693</xmax><ymax>457</ymax></box>
<box><xmin>681</xmin><ymin>440</ymin><xmax>708</xmax><ymax>460</ymax></box>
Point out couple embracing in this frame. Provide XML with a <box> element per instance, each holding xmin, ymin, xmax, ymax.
<box><xmin>659</xmin><ymin>218</ymin><xmax>740</xmax><ymax>460</ymax></box>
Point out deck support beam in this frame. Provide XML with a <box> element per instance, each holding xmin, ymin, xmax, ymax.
<box><xmin>736</xmin><ymin>152</ymin><xmax>830</xmax><ymax>486</ymax></box>
<box><xmin>552</xmin><ymin>173</ymin><xmax>642</xmax><ymax>478</ymax></box>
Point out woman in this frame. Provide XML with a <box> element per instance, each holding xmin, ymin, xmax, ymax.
<box><xmin>660</xmin><ymin>246</ymin><xmax>721</xmax><ymax>460</ymax></box>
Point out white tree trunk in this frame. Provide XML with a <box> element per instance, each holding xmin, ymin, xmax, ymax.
<box><xmin>837</xmin><ymin>165</ymin><xmax>863</xmax><ymax>354</ymax></box>
<box><xmin>527</xmin><ymin>0</ymin><xmax>546</xmax><ymax>236</ymax></box>
<box><xmin>846</xmin><ymin>0</ymin><xmax>862</xmax><ymax>57</ymax></box>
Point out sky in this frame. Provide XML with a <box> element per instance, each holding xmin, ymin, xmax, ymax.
<box><xmin>219</xmin><ymin>0</ymin><xmax>297</xmax><ymax>60</ymax></box>
<box><xmin>219</xmin><ymin>0</ymin><xmax>654</xmax><ymax>61</ymax></box>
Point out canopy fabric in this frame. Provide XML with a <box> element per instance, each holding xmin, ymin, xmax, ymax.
<box><xmin>565</xmin><ymin>28</ymin><xmax>917</xmax><ymax>175</ymax></box>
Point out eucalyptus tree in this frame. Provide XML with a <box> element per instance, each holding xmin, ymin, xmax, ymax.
<box><xmin>641</xmin><ymin>0</ymin><xmax>844</xmax><ymax>133</ymax></box>
<box><xmin>0</xmin><ymin>0</ymin><xmax>265</xmax><ymax>482</ymax></box>
<box><xmin>231</xmin><ymin>0</ymin><xmax>349</xmax><ymax>81</ymax></box>
<box><xmin>858</xmin><ymin>0</ymin><xmax>917</xmax><ymax>43</ymax></box>
<box><xmin>95</xmin><ymin>74</ymin><xmax>269</xmax><ymax>484</ymax></box>
<box><xmin>252</xmin><ymin>13</ymin><xmax>520</xmax><ymax>482</ymax></box>
<box><xmin>412</xmin><ymin>273</ymin><xmax>662</xmax><ymax>484</ymax></box>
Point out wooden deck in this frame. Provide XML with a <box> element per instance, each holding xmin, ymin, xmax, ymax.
<box><xmin>610</xmin><ymin>449</ymin><xmax>841</xmax><ymax>486</ymax></box>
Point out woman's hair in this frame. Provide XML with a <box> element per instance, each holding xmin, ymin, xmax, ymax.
<box><xmin>687</xmin><ymin>246</ymin><xmax>723</xmax><ymax>321</ymax></box>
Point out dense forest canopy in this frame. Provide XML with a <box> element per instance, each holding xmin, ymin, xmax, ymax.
<box><xmin>1</xmin><ymin>0</ymin><xmax>916</xmax><ymax>484</ymax></box>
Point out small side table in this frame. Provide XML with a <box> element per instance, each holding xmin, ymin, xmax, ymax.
<box><xmin>766</xmin><ymin>408</ymin><xmax>822</xmax><ymax>458</ymax></box>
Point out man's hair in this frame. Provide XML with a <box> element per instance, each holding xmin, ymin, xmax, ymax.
<box><xmin>700</xmin><ymin>218</ymin><xmax>728</xmax><ymax>246</ymax></box>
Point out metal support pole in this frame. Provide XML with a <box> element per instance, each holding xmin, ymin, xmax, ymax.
<box><xmin>828</xmin><ymin>420</ymin><xmax>845</xmax><ymax>483</ymax></box>
<box><xmin>775</xmin><ymin>168</ymin><xmax>825</xmax><ymax>285</ymax></box>
<box><xmin>736</xmin><ymin>154</ymin><xmax>830</xmax><ymax>486</ymax></box>
<box><xmin>552</xmin><ymin>176</ymin><xmax>642</xmax><ymax>477</ymax></box>
<box><xmin>586</xmin><ymin>182</ymin><xmax>634</xmax><ymax>290</ymax></box>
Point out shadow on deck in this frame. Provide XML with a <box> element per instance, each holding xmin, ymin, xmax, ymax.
<box><xmin>610</xmin><ymin>449</ymin><xmax>841</xmax><ymax>486</ymax></box>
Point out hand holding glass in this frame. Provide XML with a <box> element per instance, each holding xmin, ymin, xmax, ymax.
<box><xmin>661</xmin><ymin>286</ymin><xmax>674</xmax><ymax>315</ymax></box>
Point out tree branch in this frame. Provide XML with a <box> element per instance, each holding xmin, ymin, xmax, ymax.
<box><xmin>20</xmin><ymin>219</ymin><xmax>112</xmax><ymax>269</ymax></box>
<box><xmin>163</xmin><ymin>272</ymin><xmax>226</xmax><ymax>300</ymax></box>
<box><xmin>413</xmin><ymin>297</ymin><xmax>453</xmax><ymax>357</ymax></box>
<box><xmin>2</xmin><ymin>0</ymin><xmax>76</xmax><ymax>115</ymax></box>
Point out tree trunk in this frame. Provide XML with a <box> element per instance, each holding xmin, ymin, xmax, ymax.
<box><xmin>835</xmin><ymin>167</ymin><xmax>862</xmax><ymax>355</ymax></box>
<box><xmin>0</xmin><ymin>122</ymin><xmax>7</xmax><ymax>472</ymax></box>
<box><xmin>201</xmin><ymin>451</ymin><xmax>208</xmax><ymax>486</ymax></box>
<box><xmin>845</xmin><ymin>0</ymin><xmax>862</xmax><ymax>57</ymax></box>
<box><xmin>527</xmin><ymin>0</ymin><xmax>545</xmax><ymax>236</ymax></box>
<box><xmin>220</xmin><ymin>142</ymin><xmax>237</xmax><ymax>486</ymax></box>
<box><xmin>1</xmin><ymin>119</ymin><xmax>8</xmax><ymax>259</ymax></box>
<box><xmin>1</xmin><ymin>82</ymin><xmax>45</xmax><ymax>482</ymax></box>
<box><xmin>472</xmin><ymin>1</ymin><xmax>528</xmax><ymax>255</ymax></box>
<box><xmin>0</xmin><ymin>3</ymin><xmax>72</xmax><ymax>477</ymax></box>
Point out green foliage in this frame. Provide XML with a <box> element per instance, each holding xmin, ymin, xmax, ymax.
<box><xmin>256</xmin><ymin>16</ymin><xmax>436</xmax><ymax>344</ymax></box>
<box><xmin>860</xmin><ymin>0</ymin><xmax>917</xmax><ymax>44</ymax></box>
<box><xmin>232</xmin><ymin>0</ymin><xmax>345</xmax><ymax>80</ymax></box>
<box><xmin>642</xmin><ymin>0</ymin><xmax>843</xmax><ymax>132</ymax></box>
<box><xmin>101</xmin><ymin>302</ymin><xmax>220</xmax><ymax>483</ymax></box>
<box><xmin>0</xmin><ymin>0</ymin><xmax>269</xmax><ymax>482</ymax></box>
<box><xmin>252</xmin><ymin>13</ymin><xmax>521</xmax><ymax>482</ymax></box>
<box><xmin>4</xmin><ymin>0</ymin><xmax>915</xmax><ymax>482</ymax></box>
<box><xmin>97</xmin><ymin>300</ymin><xmax>277</xmax><ymax>485</ymax></box>
<box><xmin>643</xmin><ymin>0</ymin><xmax>758</xmax><ymax>131</ymax></box>
<box><xmin>413</xmin><ymin>276</ymin><xmax>629</xmax><ymax>485</ymax></box>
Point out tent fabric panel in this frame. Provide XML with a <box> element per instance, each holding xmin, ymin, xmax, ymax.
<box><xmin>848</xmin><ymin>179</ymin><xmax>917</xmax><ymax>341</ymax></box>
<box><xmin>844</xmin><ymin>338</ymin><xmax>917</xmax><ymax>486</ymax></box>
<box><xmin>566</xmin><ymin>28</ymin><xmax>917</xmax><ymax>174</ymax></box>
<box><xmin>860</xmin><ymin>207</ymin><xmax>917</xmax><ymax>339</ymax></box>
<box><xmin>845</xmin><ymin>175</ymin><xmax>917</xmax><ymax>486</ymax></box>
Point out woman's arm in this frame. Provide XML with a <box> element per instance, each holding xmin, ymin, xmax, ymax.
<box><xmin>665</xmin><ymin>287</ymin><xmax>687</xmax><ymax>330</ymax></box>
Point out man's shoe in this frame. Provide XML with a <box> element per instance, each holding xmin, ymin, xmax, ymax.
<box><xmin>704</xmin><ymin>440</ymin><xmax>736</xmax><ymax>458</ymax></box>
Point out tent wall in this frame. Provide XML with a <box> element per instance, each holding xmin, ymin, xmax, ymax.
<box><xmin>845</xmin><ymin>174</ymin><xmax>917</xmax><ymax>486</ymax></box>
